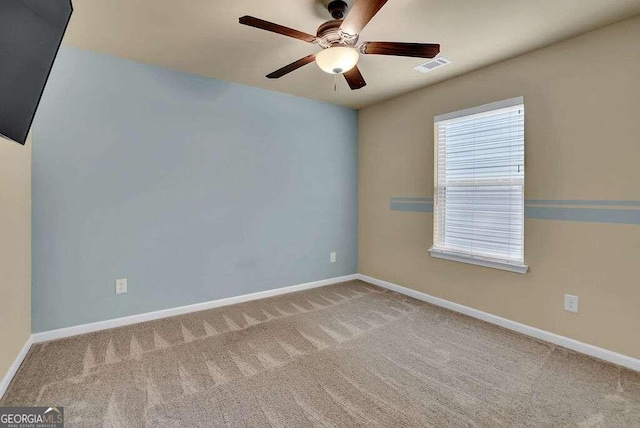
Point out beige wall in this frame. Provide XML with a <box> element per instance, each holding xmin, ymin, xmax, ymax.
<box><xmin>359</xmin><ymin>16</ymin><xmax>640</xmax><ymax>358</ymax></box>
<box><xmin>0</xmin><ymin>135</ymin><xmax>31</xmax><ymax>380</ymax></box>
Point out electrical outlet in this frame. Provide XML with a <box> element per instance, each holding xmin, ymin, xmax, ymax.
<box><xmin>330</xmin><ymin>252</ymin><xmax>337</xmax><ymax>263</ymax></box>
<box><xmin>116</xmin><ymin>278</ymin><xmax>127</xmax><ymax>295</ymax></box>
<box><xmin>564</xmin><ymin>294</ymin><xmax>578</xmax><ymax>313</ymax></box>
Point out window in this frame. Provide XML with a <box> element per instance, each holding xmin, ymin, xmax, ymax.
<box><xmin>429</xmin><ymin>97</ymin><xmax>527</xmax><ymax>274</ymax></box>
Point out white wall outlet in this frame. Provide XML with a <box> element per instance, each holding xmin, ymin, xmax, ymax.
<box><xmin>330</xmin><ymin>252</ymin><xmax>337</xmax><ymax>263</ymax></box>
<box><xmin>564</xmin><ymin>294</ymin><xmax>578</xmax><ymax>313</ymax></box>
<box><xmin>115</xmin><ymin>278</ymin><xmax>127</xmax><ymax>295</ymax></box>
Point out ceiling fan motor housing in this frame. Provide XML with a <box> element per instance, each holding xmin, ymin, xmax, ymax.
<box><xmin>316</xmin><ymin>20</ymin><xmax>358</xmax><ymax>48</ymax></box>
<box><xmin>328</xmin><ymin>0</ymin><xmax>348</xmax><ymax>19</ymax></box>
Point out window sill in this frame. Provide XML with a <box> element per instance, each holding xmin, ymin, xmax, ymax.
<box><xmin>428</xmin><ymin>247</ymin><xmax>528</xmax><ymax>274</ymax></box>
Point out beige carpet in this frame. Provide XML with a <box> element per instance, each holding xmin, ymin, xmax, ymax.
<box><xmin>3</xmin><ymin>280</ymin><xmax>640</xmax><ymax>426</ymax></box>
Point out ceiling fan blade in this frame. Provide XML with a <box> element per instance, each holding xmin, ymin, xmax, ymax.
<box><xmin>360</xmin><ymin>42</ymin><xmax>440</xmax><ymax>58</ymax></box>
<box><xmin>340</xmin><ymin>0</ymin><xmax>389</xmax><ymax>36</ymax></box>
<box><xmin>239</xmin><ymin>16</ymin><xmax>317</xmax><ymax>43</ymax></box>
<box><xmin>267</xmin><ymin>54</ymin><xmax>317</xmax><ymax>79</ymax></box>
<box><xmin>343</xmin><ymin>66</ymin><xmax>366</xmax><ymax>90</ymax></box>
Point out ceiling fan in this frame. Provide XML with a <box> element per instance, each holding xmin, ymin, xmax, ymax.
<box><xmin>239</xmin><ymin>0</ymin><xmax>440</xmax><ymax>90</ymax></box>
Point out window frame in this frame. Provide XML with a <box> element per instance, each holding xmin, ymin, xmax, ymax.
<box><xmin>428</xmin><ymin>97</ymin><xmax>528</xmax><ymax>274</ymax></box>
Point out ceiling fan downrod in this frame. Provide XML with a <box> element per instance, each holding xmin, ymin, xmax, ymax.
<box><xmin>328</xmin><ymin>0</ymin><xmax>348</xmax><ymax>20</ymax></box>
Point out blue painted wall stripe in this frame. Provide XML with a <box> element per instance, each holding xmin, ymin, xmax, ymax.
<box><xmin>390</xmin><ymin>197</ymin><xmax>433</xmax><ymax>202</ymax></box>
<box><xmin>526</xmin><ymin>200</ymin><xmax>640</xmax><ymax>207</ymax></box>
<box><xmin>390</xmin><ymin>197</ymin><xmax>640</xmax><ymax>225</ymax></box>
<box><xmin>390</xmin><ymin>202</ymin><xmax>434</xmax><ymax>213</ymax></box>
<box><xmin>391</xmin><ymin>197</ymin><xmax>640</xmax><ymax>207</ymax></box>
<box><xmin>525</xmin><ymin>207</ymin><xmax>640</xmax><ymax>225</ymax></box>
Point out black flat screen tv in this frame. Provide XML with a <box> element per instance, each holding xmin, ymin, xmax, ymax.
<box><xmin>0</xmin><ymin>0</ymin><xmax>73</xmax><ymax>145</ymax></box>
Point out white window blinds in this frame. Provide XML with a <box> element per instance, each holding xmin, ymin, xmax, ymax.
<box><xmin>429</xmin><ymin>97</ymin><xmax>527</xmax><ymax>274</ymax></box>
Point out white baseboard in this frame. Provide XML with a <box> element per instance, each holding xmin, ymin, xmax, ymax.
<box><xmin>0</xmin><ymin>335</ymin><xmax>34</xmax><ymax>400</ymax></box>
<box><xmin>357</xmin><ymin>274</ymin><xmax>640</xmax><ymax>372</ymax></box>
<box><xmin>6</xmin><ymin>272</ymin><xmax>635</xmax><ymax>400</ymax></box>
<box><xmin>31</xmin><ymin>274</ymin><xmax>358</xmax><ymax>344</ymax></box>
<box><xmin>3</xmin><ymin>274</ymin><xmax>356</xmax><ymax>399</ymax></box>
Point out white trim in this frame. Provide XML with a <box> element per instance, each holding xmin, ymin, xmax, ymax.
<box><xmin>356</xmin><ymin>274</ymin><xmax>640</xmax><ymax>372</ymax></box>
<box><xmin>434</xmin><ymin>96</ymin><xmax>524</xmax><ymax>123</ymax></box>
<box><xmin>2</xmin><ymin>274</ymin><xmax>357</xmax><ymax>398</ymax></box>
<box><xmin>32</xmin><ymin>274</ymin><xmax>358</xmax><ymax>344</ymax></box>
<box><xmin>7</xmin><ymin>272</ymin><xmax>636</xmax><ymax>399</ymax></box>
<box><xmin>0</xmin><ymin>335</ymin><xmax>34</xmax><ymax>399</ymax></box>
<box><xmin>428</xmin><ymin>248</ymin><xmax>528</xmax><ymax>274</ymax></box>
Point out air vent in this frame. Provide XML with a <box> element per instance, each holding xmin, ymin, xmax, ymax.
<box><xmin>413</xmin><ymin>57</ymin><xmax>451</xmax><ymax>74</ymax></box>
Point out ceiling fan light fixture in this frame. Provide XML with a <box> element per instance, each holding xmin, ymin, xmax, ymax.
<box><xmin>315</xmin><ymin>47</ymin><xmax>359</xmax><ymax>75</ymax></box>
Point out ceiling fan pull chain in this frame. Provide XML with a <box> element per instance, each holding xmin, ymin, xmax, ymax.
<box><xmin>334</xmin><ymin>74</ymin><xmax>338</xmax><ymax>92</ymax></box>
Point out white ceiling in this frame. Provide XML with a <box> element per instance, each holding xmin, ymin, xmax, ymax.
<box><xmin>62</xmin><ymin>0</ymin><xmax>640</xmax><ymax>109</ymax></box>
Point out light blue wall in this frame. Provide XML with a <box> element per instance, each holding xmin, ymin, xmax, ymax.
<box><xmin>32</xmin><ymin>47</ymin><xmax>358</xmax><ymax>332</ymax></box>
